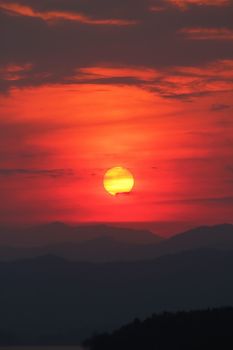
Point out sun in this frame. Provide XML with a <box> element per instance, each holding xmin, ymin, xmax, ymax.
<box><xmin>103</xmin><ymin>166</ymin><xmax>135</xmax><ymax>196</ymax></box>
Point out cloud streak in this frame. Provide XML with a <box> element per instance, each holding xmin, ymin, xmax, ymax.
<box><xmin>166</xmin><ymin>0</ymin><xmax>231</xmax><ymax>9</ymax></box>
<box><xmin>0</xmin><ymin>1</ymin><xmax>137</xmax><ymax>26</ymax></box>
<box><xmin>156</xmin><ymin>196</ymin><xmax>233</xmax><ymax>205</ymax></box>
<box><xmin>1</xmin><ymin>58</ymin><xmax>233</xmax><ymax>100</ymax></box>
<box><xmin>180</xmin><ymin>27</ymin><xmax>233</xmax><ymax>40</ymax></box>
<box><xmin>211</xmin><ymin>103</ymin><xmax>231</xmax><ymax>111</ymax></box>
<box><xmin>76</xmin><ymin>59</ymin><xmax>233</xmax><ymax>99</ymax></box>
<box><xmin>0</xmin><ymin>168</ymin><xmax>75</xmax><ymax>178</ymax></box>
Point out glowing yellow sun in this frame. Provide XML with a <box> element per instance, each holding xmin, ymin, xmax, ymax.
<box><xmin>103</xmin><ymin>166</ymin><xmax>135</xmax><ymax>196</ymax></box>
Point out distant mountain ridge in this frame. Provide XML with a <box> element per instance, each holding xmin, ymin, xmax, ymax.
<box><xmin>0</xmin><ymin>222</ymin><xmax>162</xmax><ymax>246</ymax></box>
<box><xmin>152</xmin><ymin>223</ymin><xmax>233</xmax><ymax>255</ymax></box>
<box><xmin>0</xmin><ymin>223</ymin><xmax>232</xmax><ymax>262</ymax></box>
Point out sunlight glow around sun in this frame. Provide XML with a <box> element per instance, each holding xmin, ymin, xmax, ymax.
<box><xmin>103</xmin><ymin>167</ymin><xmax>135</xmax><ymax>196</ymax></box>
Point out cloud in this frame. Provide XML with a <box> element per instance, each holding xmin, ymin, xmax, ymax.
<box><xmin>0</xmin><ymin>0</ymin><xmax>233</xmax><ymax>96</ymax></box>
<box><xmin>211</xmin><ymin>103</ymin><xmax>231</xmax><ymax>111</ymax></box>
<box><xmin>0</xmin><ymin>0</ymin><xmax>148</xmax><ymax>19</ymax></box>
<box><xmin>1</xmin><ymin>59</ymin><xmax>233</xmax><ymax>100</ymax></box>
<box><xmin>152</xmin><ymin>59</ymin><xmax>233</xmax><ymax>99</ymax></box>
<box><xmin>74</xmin><ymin>60</ymin><xmax>233</xmax><ymax>100</ymax></box>
<box><xmin>156</xmin><ymin>196</ymin><xmax>233</xmax><ymax>205</ymax></box>
<box><xmin>0</xmin><ymin>1</ymin><xmax>137</xmax><ymax>26</ymax></box>
<box><xmin>115</xmin><ymin>192</ymin><xmax>132</xmax><ymax>196</ymax></box>
<box><xmin>147</xmin><ymin>59</ymin><xmax>233</xmax><ymax>99</ymax></box>
<box><xmin>149</xmin><ymin>5</ymin><xmax>167</xmax><ymax>12</ymax></box>
<box><xmin>165</xmin><ymin>0</ymin><xmax>231</xmax><ymax>9</ymax></box>
<box><xmin>149</xmin><ymin>0</ymin><xmax>231</xmax><ymax>12</ymax></box>
<box><xmin>77</xmin><ymin>66</ymin><xmax>158</xmax><ymax>81</ymax></box>
<box><xmin>226</xmin><ymin>165</ymin><xmax>233</xmax><ymax>173</ymax></box>
<box><xmin>180</xmin><ymin>27</ymin><xmax>233</xmax><ymax>40</ymax></box>
<box><xmin>0</xmin><ymin>148</ymin><xmax>53</xmax><ymax>163</ymax></box>
<box><xmin>0</xmin><ymin>168</ymin><xmax>75</xmax><ymax>178</ymax></box>
<box><xmin>0</xmin><ymin>63</ymin><xmax>33</xmax><ymax>80</ymax></box>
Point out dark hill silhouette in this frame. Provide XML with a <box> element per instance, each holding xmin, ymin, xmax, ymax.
<box><xmin>1</xmin><ymin>249</ymin><xmax>233</xmax><ymax>342</ymax></box>
<box><xmin>83</xmin><ymin>307</ymin><xmax>233</xmax><ymax>349</ymax></box>
<box><xmin>44</xmin><ymin>237</ymin><xmax>153</xmax><ymax>262</ymax></box>
<box><xmin>0</xmin><ymin>237</ymin><xmax>159</xmax><ymax>262</ymax></box>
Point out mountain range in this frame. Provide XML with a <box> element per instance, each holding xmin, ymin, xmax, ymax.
<box><xmin>0</xmin><ymin>223</ymin><xmax>232</xmax><ymax>262</ymax></box>
<box><xmin>0</xmin><ymin>222</ymin><xmax>233</xmax><ymax>344</ymax></box>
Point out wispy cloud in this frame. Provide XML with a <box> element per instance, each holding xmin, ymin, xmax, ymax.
<box><xmin>75</xmin><ymin>59</ymin><xmax>233</xmax><ymax>100</ymax></box>
<box><xmin>166</xmin><ymin>0</ymin><xmax>230</xmax><ymax>9</ymax></box>
<box><xmin>78</xmin><ymin>66</ymin><xmax>158</xmax><ymax>82</ymax></box>
<box><xmin>0</xmin><ymin>63</ymin><xmax>33</xmax><ymax>81</ymax></box>
<box><xmin>0</xmin><ymin>1</ymin><xmax>137</xmax><ymax>26</ymax></box>
<box><xmin>226</xmin><ymin>165</ymin><xmax>233</xmax><ymax>173</ymax></box>
<box><xmin>180</xmin><ymin>27</ymin><xmax>233</xmax><ymax>40</ymax></box>
<box><xmin>211</xmin><ymin>103</ymin><xmax>231</xmax><ymax>111</ymax></box>
<box><xmin>1</xmin><ymin>59</ymin><xmax>233</xmax><ymax>100</ymax></box>
<box><xmin>150</xmin><ymin>0</ymin><xmax>231</xmax><ymax>12</ymax></box>
<box><xmin>156</xmin><ymin>196</ymin><xmax>233</xmax><ymax>205</ymax></box>
<box><xmin>0</xmin><ymin>168</ymin><xmax>75</xmax><ymax>178</ymax></box>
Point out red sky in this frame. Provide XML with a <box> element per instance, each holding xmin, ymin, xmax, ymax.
<box><xmin>0</xmin><ymin>0</ymin><xmax>232</xmax><ymax>234</ymax></box>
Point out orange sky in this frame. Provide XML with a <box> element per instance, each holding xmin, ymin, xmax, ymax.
<box><xmin>0</xmin><ymin>0</ymin><xmax>233</xmax><ymax>233</ymax></box>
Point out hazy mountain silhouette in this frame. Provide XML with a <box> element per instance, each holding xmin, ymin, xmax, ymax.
<box><xmin>1</xmin><ymin>248</ymin><xmax>233</xmax><ymax>342</ymax></box>
<box><xmin>0</xmin><ymin>223</ymin><xmax>232</xmax><ymax>262</ymax></box>
<box><xmin>0</xmin><ymin>223</ymin><xmax>162</xmax><ymax>262</ymax></box>
<box><xmin>156</xmin><ymin>223</ymin><xmax>233</xmax><ymax>251</ymax></box>
<box><xmin>43</xmin><ymin>237</ymin><xmax>154</xmax><ymax>262</ymax></box>
<box><xmin>0</xmin><ymin>237</ymin><xmax>159</xmax><ymax>262</ymax></box>
<box><xmin>0</xmin><ymin>223</ymin><xmax>162</xmax><ymax>246</ymax></box>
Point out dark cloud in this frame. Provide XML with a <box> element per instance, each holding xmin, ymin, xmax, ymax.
<box><xmin>156</xmin><ymin>196</ymin><xmax>233</xmax><ymax>205</ymax></box>
<box><xmin>0</xmin><ymin>168</ymin><xmax>75</xmax><ymax>178</ymax></box>
<box><xmin>0</xmin><ymin>0</ymin><xmax>149</xmax><ymax>20</ymax></box>
<box><xmin>0</xmin><ymin>149</ymin><xmax>53</xmax><ymax>163</ymax></box>
<box><xmin>211</xmin><ymin>103</ymin><xmax>232</xmax><ymax>111</ymax></box>
<box><xmin>115</xmin><ymin>192</ymin><xmax>133</xmax><ymax>197</ymax></box>
<box><xmin>226</xmin><ymin>165</ymin><xmax>233</xmax><ymax>173</ymax></box>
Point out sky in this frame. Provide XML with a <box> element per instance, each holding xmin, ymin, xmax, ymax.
<box><xmin>0</xmin><ymin>0</ymin><xmax>233</xmax><ymax>233</ymax></box>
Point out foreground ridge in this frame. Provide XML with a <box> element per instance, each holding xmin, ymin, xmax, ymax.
<box><xmin>83</xmin><ymin>307</ymin><xmax>233</xmax><ymax>349</ymax></box>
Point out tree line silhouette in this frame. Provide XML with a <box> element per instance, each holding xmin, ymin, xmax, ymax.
<box><xmin>83</xmin><ymin>307</ymin><xmax>233</xmax><ymax>349</ymax></box>
<box><xmin>2</xmin><ymin>307</ymin><xmax>233</xmax><ymax>346</ymax></box>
